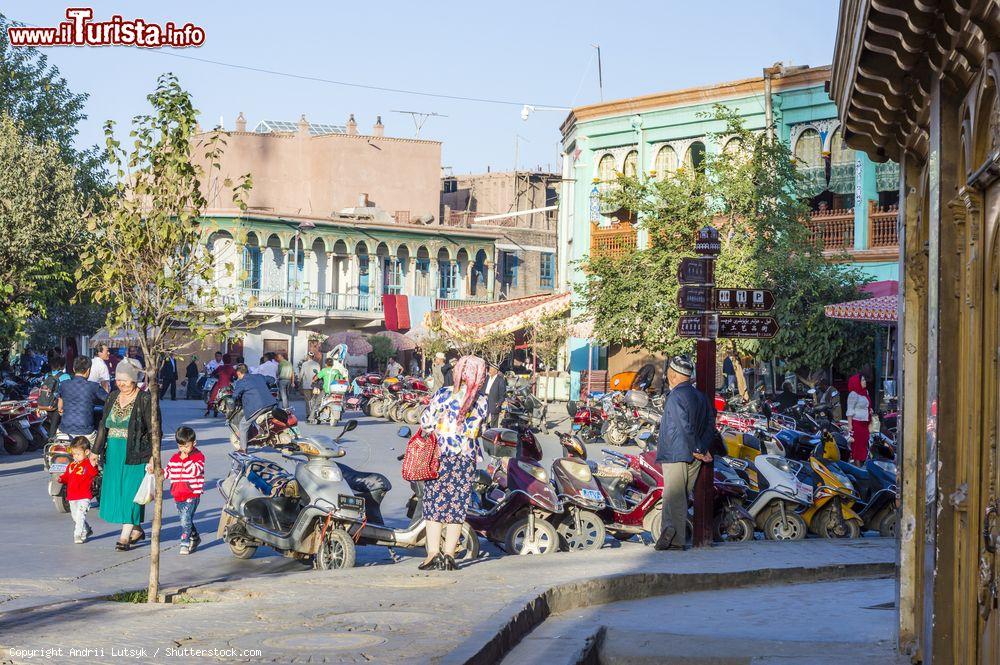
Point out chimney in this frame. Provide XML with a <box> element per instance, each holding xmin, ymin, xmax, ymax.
<box><xmin>373</xmin><ymin>115</ymin><xmax>384</xmax><ymax>137</ymax></box>
<box><xmin>358</xmin><ymin>193</ymin><xmax>370</xmax><ymax>207</ymax></box>
<box><xmin>297</xmin><ymin>114</ymin><xmax>309</xmax><ymax>137</ymax></box>
<box><xmin>347</xmin><ymin>114</ymin><xmax>358</xmax><ymax>135</ymax></box>
<box><xmin>235</xmin><ymin>112</ymin><xmax>247</xmax><ymax>132</ymax></box>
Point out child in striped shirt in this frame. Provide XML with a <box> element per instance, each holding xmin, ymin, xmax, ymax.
<box><xmin>163</xmin><ymin>426</ymin><xmax>206</xmax><ymax>554</ymax></box>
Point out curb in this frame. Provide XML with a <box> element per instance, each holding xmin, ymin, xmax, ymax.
<box><xmin>441</xmin><ymin>560</ymin><xmax>897</xmax><ymax>665</ymax></box>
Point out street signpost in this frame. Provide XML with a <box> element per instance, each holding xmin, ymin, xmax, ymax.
<box><xmin>677</xmin><ymin>226</ymin><xmax>779</xmax><ymax>548</ymax></box>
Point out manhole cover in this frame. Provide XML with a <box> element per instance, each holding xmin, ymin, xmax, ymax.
<box><xmin>263</xmin><ymin>632</ymin><xmax>386</xmax><ymax>651</ymax></box>
<box><xmin>365</xmin><ymin>575</ymin><xmax>457</xmax><ymax>589</ymax></box>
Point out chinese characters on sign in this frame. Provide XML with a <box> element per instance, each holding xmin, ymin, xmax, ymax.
<box><xmin>718</xmin><ymin>316</ymin><xmax>780</xmax><ymax>339</ymax></box>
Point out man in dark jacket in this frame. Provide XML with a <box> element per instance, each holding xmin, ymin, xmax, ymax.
<box><xmin>654</xmin><ymin>355</ymin><xmax>715</xmax><ymax>551</ymax></box>
<box><xmin>480</xmin><ymin>363</ymin><xmax>508</xmax><ymax>427</ymax></box>
<box><xmin>159</xmin><ymin>352</ymin><xmax>178</xmax><ymax>400</ymax></box>
<box><xmin>232</xmin><ymin>363</ymin><xmax>279</xmax><ymax>451</ymax></box>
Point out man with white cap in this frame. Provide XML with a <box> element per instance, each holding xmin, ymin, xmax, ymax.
<box><xmin>431</xmin><ymin>352</ymin><xmax>447</xmax><ymax>390</ymax></box>
<box><xmin>654</xmin><ymin>354</ymin><xmax>715</xmax><ymax>551</ymax></box>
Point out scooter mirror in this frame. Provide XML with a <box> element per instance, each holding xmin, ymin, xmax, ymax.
<box><xmin>342</xmin><ymin>419</ymin><xmax>359</xmax><ymax>433</ymax></box>
<box><xmin>397</xmin><ymin>426</ymin><xmax>412</xmax><ymax>438</ymax></box>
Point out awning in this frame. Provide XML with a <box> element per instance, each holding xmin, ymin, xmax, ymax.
<box><xmin>438</xmin><ymin>292</ymin><xmax>572</xmax><ymax>338</ymax></box>
<box><xmin>824</xmin><ymin>280</ymin><xmax>898</xmax><ymax>324</ymax></box>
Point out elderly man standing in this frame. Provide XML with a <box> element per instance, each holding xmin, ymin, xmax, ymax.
<box><xmin>654</xmin><ymin>355</ymin><xmax>714</xmax><ymax>551</ymax></box>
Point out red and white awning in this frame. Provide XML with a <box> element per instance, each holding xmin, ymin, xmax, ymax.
<box><xmin>438</xmin><ymin>292</ymin><xmax>572</xmax><ymax>338</ymax></box>
<box><xmin>824</xmin><ymin>280</ymin><xmax>898</xmax><ymax>324</ymax></box>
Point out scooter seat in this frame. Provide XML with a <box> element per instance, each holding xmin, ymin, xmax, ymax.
<box><xmin>271</xmin><ymin>406</ymin><xmax>290</xmax><ymax>423</ymax></box>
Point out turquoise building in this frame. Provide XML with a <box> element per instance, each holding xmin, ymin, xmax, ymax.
<box><xmin>556</xmin><ymin>65</ymin><xmax>900</xmax><ymax>398</ymax></box>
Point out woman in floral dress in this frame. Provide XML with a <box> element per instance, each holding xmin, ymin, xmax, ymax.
<box><xmin>417</xmin><ymin>355</ymin><xmax>488</xmax><ymax>571</ymax></box>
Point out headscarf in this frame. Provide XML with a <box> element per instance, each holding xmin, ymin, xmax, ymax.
<box><xmin>848</xmin><ymin>373</ymin><xmax>869</xmax><ymax>400</ymax></box>
<box><xmin>452</xmin><ymin>355</ymin><xmax>487</xmax><ymax>417</ymax></box>
<box><xmin>115</xmin><ymin>357</ymin><xmax>143</xmax><ymax>383</ymax></box>
<box><xmin>330</xmin><ymin>343</ymin><xmax>348</xmax><ymax>364</ymax></box>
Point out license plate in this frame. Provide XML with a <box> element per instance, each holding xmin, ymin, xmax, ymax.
<box><xmin>581</xmin><ymin>488</ymin><xmax>603</xmax><ymax>502</ymax></box>
<box><xmin>571</xmin><ymin>423</ymin><xmax>581</xmax><ymax>430</ymax></box>
<box><xmin>50</xmin><ymin>463</ymin><xmax>67</xmax><ymax>474</ymax></box>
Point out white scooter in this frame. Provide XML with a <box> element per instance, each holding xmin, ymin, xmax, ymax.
<box><xmin>744</xmin><ymin>454</ymin><xmax>813</xmax><ymax>541</ymax></box>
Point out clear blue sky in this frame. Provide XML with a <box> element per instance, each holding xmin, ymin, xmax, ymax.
<box><xmin>12</xmin><ymin>1</ymin><xmax>839</xmax><ymax>174</ymax></box>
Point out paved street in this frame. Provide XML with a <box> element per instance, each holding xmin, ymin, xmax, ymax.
<box><xmin>0</xmin><ymin>396</ymin><xmax>628</xmax><ymax>612</ymax></box>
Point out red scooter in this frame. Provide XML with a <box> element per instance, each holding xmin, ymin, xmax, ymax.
<box><xmin>566</xmin><ymin>396</ymin><xmax>605</xmax><ymax>444</ymax></box>
<box><xmin>587</xmin><ymin>443</ymin><xmax>665</xmax><ymax>540</ymax></box>
<box><xmin>468</xmin><ymin>427</ymin><xmax>563</xmax><ymax>555</ymax></box>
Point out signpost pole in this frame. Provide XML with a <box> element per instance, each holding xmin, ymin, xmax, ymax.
<box><xmin>693</xmin><ymin>337</ymin><xmax>716</xmax><ymax>548</ymax></box>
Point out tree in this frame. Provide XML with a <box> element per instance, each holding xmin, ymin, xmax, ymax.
<box><xmin>0</xmin><ymin>114</ymin><xmax>85</xmax><ymax>350</ymax></box>
<box><xmin>77</xmin><ymin>74</ymin><xmax>251</xmax><ymax>602</ymax></box>
<box><xmin>577</xmin><ymin>106</ymin><xmax>874</xmax><ymax>375</ymax></box>
<box><xmin>0</xmin><ymin>13</ymin><xmax>106</xmax><ymax>196</ymax></box>
<box><xmin>528</xmin><ymin>315</ymin><xmax>569</xmax><ymax>374</ymax></box>
<box><xmin>28</xmin><ymin>303</ymin><xmax>106</xmax><ymax>351</ymax></box>
<box><xmin>368</xmin><ymin>335</ymin><xmax>395</xmax><ymax>371</ymax></box>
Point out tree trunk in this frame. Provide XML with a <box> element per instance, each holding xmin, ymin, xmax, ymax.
<box><xmin>146</xmin><ymin>360</ymin><xmax>163</xmax><ymax>603</ymax></box>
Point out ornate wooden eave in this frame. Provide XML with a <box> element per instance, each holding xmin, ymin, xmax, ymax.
<box><xmin>831</xmin><ymin>0</ymin><xmax>1000</xmax><ymax>164</ymax></box>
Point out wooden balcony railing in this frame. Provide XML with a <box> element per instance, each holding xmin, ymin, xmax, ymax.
<box><xmin>868</xmin><ymin>201</ymin><xmax>899</xmax><ymax>248</ymax></box>
<box><xmin>808</xmin><ymin>208</ymin><xmax>854</xmax><ymax>250</ymax></box>
<box><xmin>590</xmin><ymin>223</ymin><xmax>637</xmax><ymax>260</ymax></box>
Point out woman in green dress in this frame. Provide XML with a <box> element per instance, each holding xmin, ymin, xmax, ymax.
<box><xmin>91</xmin><ymin>358</ymin><xmax>159</xmax><ymax>551</ymax></box>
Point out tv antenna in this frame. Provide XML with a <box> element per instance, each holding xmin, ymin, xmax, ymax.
<box><xmin>391</xmin><ymin>110</ymin><xmax>448</xmax><ymax>138</ymax></box>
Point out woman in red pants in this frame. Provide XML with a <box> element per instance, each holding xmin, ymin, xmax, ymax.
<box><xmin>846</xmin><ymin>374</ymin><xmax>873</xmax><ymax>463</ymax></box>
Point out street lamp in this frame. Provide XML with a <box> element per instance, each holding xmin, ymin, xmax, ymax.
<box><xmin>520</xmin><ymin>104</ymin><xmax>571</xmax><ymax>121</ymax></box>
<box><xmin>289</xmin><ymin>220</ymin><xmax>316</xmax><ymax>369</ymax></box>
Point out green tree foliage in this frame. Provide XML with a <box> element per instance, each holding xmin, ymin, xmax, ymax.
<box><xmin>0</xmin><ymin>115</ymin><xmax>85</xmax><ymax>349</ymax></box>
<box><xmin>578</xmin><ymin>106</ymin><xmax>874</xmax><ymax>374</ymax></box>
<box><xmin>77</xmin><ymin>74</ymin><xmax>251</xmax><ymax>602</ymax></box>
<box><xmin>28</xmin><ymin>303</ymin><xmax>106</xmax><ymax>351</ymax></box>
<box><xmin>368</xmin><ymin>335</ymin><xmax>396</xmax><ymax>369</ymax></box>
<box><xmin>0</xmin><ymin>13</ymin><xmax>106</xmax><ymax>195</ymax></box>
<box><xmin>528</xmin><ymin>315</ymin><xmax>569</xmax><ymax>373</ymax></box>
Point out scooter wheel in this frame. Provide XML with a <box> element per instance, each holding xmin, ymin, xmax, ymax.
<box><xmin>815</xmin><ymin>505</ymin><xmax>861</xmax><ymax>539</ymax></box>
<box><xmin>504</xmin><ymin>517</ymin><xmax>559</xmax><ymax>555</ymax></box>
<box><xmin>604</xmin><ymin>424</ymin><xmax>629</xmax><ymax>447</ymax></box>
<box><xmin>877</xmin><ymin>510</ymin><xmax>898</xmax><ymax>539</ymax></box>
<box><xmin>314</xmin><ymin>528</ymin><xmax>356</xmax><ymax>570</ymax></box>
<box><xmin>455</xmin><ymin>523</ymin><xmax>481</xmax><ymax>561</ymax></box>
<box><xmin>713</xmin><ymin>513</ymin><xmax>755</xmax><ymax>543</ymax></box>
<box><xmin>762</xmin><ymin>509</ymin><xmax>807</xmax><ymax>541</ymax></box>
<box><xmin>53</xmin><ymin>495</ymin><xmax>70</xmax><ymax>513</ymax></box>
<box><xmin>370</xmin><ymin>400</ymin><xmax>385</xmax><ymax>419</ymax></box>
<box><xmin>555</xmin><ymin>510</ymin><xmax>606</xmax><ymax>551</ymax></box>
<box><xmin>404</xmin><ymin>406</ymin><xmax>421</xmax><ymax>426</ymax></box>
<box><xmin>3</xmin><ymin>430</ymin><xmax>30</xmax><ymax>455</ymax></box>
<box><xmin>228</xmin><ymin>538</ymin><xmax>258</xmax><ymax>559</ymax></box>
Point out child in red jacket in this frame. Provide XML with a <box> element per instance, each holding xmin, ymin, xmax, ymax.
<box><xmin>161</xmin><ymin>426</ymin><xmax>205</xmax><ymax>554</ymax></box>
<box><xmin>59</xmin><ymin>437</ymin><xmax>99</xmax><ymax>543</ymax></box>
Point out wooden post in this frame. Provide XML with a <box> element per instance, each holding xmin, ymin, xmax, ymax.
<box><xmin>693</xmin><ymin>338</ymin><xmax>716</xmax><ymax>548</ymax></box>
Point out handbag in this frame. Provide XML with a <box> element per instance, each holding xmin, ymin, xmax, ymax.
<box><xmin>401</xmin><ymin>428</ymin><xmax>440</xmax><ymax>482</ymax></box>
<box><xmin>133</xmin><ymin>472</ymin><xmax>156</xmax><ymax>505</ymax></box>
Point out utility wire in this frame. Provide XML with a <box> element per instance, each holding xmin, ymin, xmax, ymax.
<box><xmin>8</xmin><ymin>16</ymin><xmax>570</xmax><ymax>109</ymax></box>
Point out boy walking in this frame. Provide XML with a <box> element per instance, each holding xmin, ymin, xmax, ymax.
<box><xmin>59</xmin><ymin>437</ymin><xmax>99</xmax><ymax>544</ymax></box>
<box><xmin>162</xmin><ymin>427</ymin><xmax>206</xmax><ymax>554</ymax></box>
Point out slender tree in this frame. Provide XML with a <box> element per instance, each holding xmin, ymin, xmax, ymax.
<box><xmin>77</xmin><ymin>74</ymin><xmax>251</xmax><ymax>602</ymax></box>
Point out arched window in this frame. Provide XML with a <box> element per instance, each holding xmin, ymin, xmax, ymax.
<box><xmin>242</xmin><ymin>233</ymin><xmax>261</xmax><ymax>291</ymax></box>
<box><xmin>683</xmin><ymin>141</ymin><xmax>706</xmax><ymax>172</ymax></box>
<box><xmin>623</xmin><ymin>150</ymin><xmax>639</xmax><ymax>177</ymax></box>
<box><xmin>794</xmin><ymin>129</ymin><xmax>822</xmax><ymax>168</ymax></box>
<box><xmin>829</xmin><ymin>127</ymin><xmax>852</xmax><ymax>165</ymax></box>
<box><xmin>723</xmin><ymin>137</ymin><xmax>744</xmax><ymax>157</ymax></box>
<box><xmin>654</xmin><ymin>145</ymin><xmax>677</xmax><ymax>177</ymax></box>
<box><xmin>597</xmin><ymin>153</ymin><xmax>616</xmax><ymax>182</ymax></box>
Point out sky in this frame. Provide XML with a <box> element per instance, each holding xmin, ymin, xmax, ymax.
<box><xmin>8</xmin><ymin>1</ymin><xmax>840</xmax><ymax>174</ymax></box>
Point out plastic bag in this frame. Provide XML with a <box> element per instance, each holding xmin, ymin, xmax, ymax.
<box><xmin>133</xmin><ymin>472</ymin><xmax>156</xmax><ymax>505</ymax></box>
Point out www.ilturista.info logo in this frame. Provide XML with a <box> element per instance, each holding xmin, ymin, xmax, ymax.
<box><xmin>7</xmin><ymin>8</ymin><xmax>206</xmax><ymax>48</ymax></box>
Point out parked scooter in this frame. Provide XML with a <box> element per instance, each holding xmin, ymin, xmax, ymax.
<box><xmin>468</xmin><ymin>427</ymin><xmax>564</xmax><ymax>555</ymax></box>
<box><xmin>544</xmin><ymin>432</ymin><xmax>608</xmax><ymax>550</ymax></box>
<box><xmin>712</xmin><ymin>456</ymin><xmax>756</xmax><ymax>542</ymax></box>
<box><xmin>798</xmin><ymin>432</ymin><xmax>865</xmax><ymax>538</ymax></box>
<box><xmin>0</xmin><ymin>401</ymin><xmax>35</xmax><ymax>455</ymax></box>
<box><xmin>591</xmin><ymin>441</ymin><xmax>666</xmax><ymax>540</ymax></box>
<box><xmin>43</xmin><ymin>433</ymin><xmax>74</xmax><ymax>512</ymax></box>
<box><xmin>745</xmin><ymin>454</ymin><xmax>814</xmax><ymax>540</ymax></box>
<box><xmin>313</xmin><ymin>380</ymin><xmax>349</xmax><ymax>426</ymax></box>
<box><xmin>566</xmin><ymin>396</ymin><xmax>606</xmax><ymax>444</ymax></box>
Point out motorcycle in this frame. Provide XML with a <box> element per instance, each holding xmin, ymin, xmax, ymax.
<box><xmin>590</xmin><ymin>440</ymin><xmax>666</xmax><ymax>541</ymax></box>
<box><xmin>799</xmin><ymin>433</ymin><xmax>865</xmax><ymax>539</ymax></box>
<box><xmin>601</xmin><ymin>390</ymin><xmax>660</xmax><ymax>447</ymax></box>
<box><xmin>469</xmin><ymin>426</ymin><xmax>563</xmax><ymax>555</ymax></box>
<box><xmin>830</xmin><ymin>435</ymin><xmax>898</xmax><ymax>537</ymax></box>
<box><xmin>217</xmin><ymin>385</ymin><xmax>299</xmax><ymax>450</ymax></box>
<box><xmin>42</xmin><ymin>432</ymin><xmax>103</xmax><ymax>513</ymax></box>
<box><xmin>313</xmin><ymin>380</ymin><xmax>349</xmax><ymax>426</ymax></box>
<box><xmin>744</xmin><ymin>453</ymin><xmax>814</xmax><ymax>540</ymax></box>
<box><xmin>545</xmin><ymin>432</ymin><xmax>608</xmax><ymax>551</ymax></box>
<box><xmin>566</xmin><ymin>395</ymin><xmax>606</xmax><ymax>444</ymax></box>
<box><xmin>500</xmin><ymin>382</ymin><xmax>547</xmax><ymax>432</ymax></box>
<box><xmin>0</xmin><ymin>401</ymin><xmax>35</xmax><ymax>455</ymax></box>
<box><xmin>712</xmin><ymin>456</ymin><xmax>756</xmax><ymax>542</ymax></box>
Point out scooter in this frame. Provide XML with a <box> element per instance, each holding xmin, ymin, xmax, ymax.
<box><xmin>544</xmin><ymin>432</ymin><xmax>608</xmax><ymax>551</ymax></box>
<box><xmin>468</xmin><ymin>426</ymin><xmax>564</xmax><ymax>555</ymax></box>
<box><xmin>566</xmin><ymin>396</ymin><xmax>605</xmax><ymax>444</ymax></box>
<box><xmin>798</xmin><ymin>433</ymin><xmax>865</xmax><ymax>539</ymax></box>
<box><xmin>313</xmin><ymin>381</ymin><xmax>349</xmax><ymax>426</ymax></box>
<box><xmin>218</xmin><ymin>421</ymin><xmax>367</xmax><ymax>569</ymax></box>
<box><xmin>217</xmin><ymin>385</ymin><xmax>299</xmax><ymax>450</ymax></box>
<box><xmin>712</xmin><ymin>456</ymin><xmax>756</xmax><ymax>542</ymax></box>
<box><xmin>745</xmin><ymin>453</ymin><xmax>814</xmax><ymax>540</ymax></box>
<box><xmin>43</xmin><ymin>433</ymin><xmax>74</xmax><ymax>512</ymax></box>
<box><xmin>0</xmin><ymin>401</ymin><xmax>35</xmax><ymax>455</ymax></box>
<box><xmin>590</xmin><ymin>439</ymin><xmax>665</xmax><ymax>541</ymax></box>
<box><xmin>833</xmin><ymin>454</ymin><xmax>898</xmax><ymax>537</ymax></box>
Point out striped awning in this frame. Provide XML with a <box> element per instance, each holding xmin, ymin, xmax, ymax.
<box><xmin>824</xmin><ymin>294</ymin><xmax>897</xmax><ymax>323</ymax></box>
<box><xmin>438</xmin><ymin>292</ymin><xmax>571</xmax><ymax>338</ymax></box>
